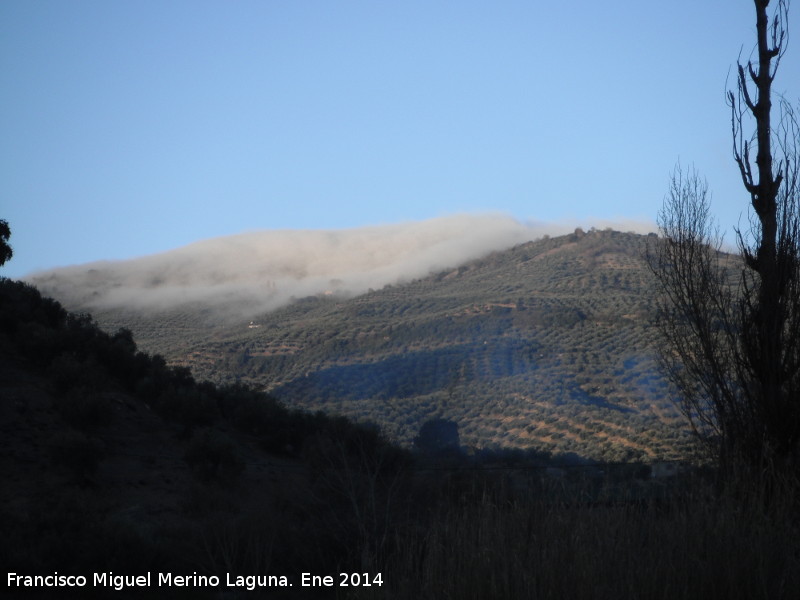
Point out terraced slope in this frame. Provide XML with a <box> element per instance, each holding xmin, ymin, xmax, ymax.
<box><xmin>73</xmin><ymin>229</ymin><xmax>694</xmax><ymax>461</ymax></box>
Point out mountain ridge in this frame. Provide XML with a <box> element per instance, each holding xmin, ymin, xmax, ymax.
<box><xmin>38</xmin><ymin>228</ymin><xmax>694</xmax><ymax>462</ymax></box>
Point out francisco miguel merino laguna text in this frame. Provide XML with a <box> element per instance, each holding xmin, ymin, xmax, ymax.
<box><xmin>8</xmin><ymin>572</ymin><xmax>289</xmax><ymax>591</ymax></box>
<box><xmin>8</xmin><ymin>571</ymin><xmax>383</xmax><ymax>591</ymax></box>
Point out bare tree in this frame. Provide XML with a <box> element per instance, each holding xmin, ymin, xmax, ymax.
<box><xmin>649</xmin><ymin>0</ymin><xmax>800</xmax><ymax>471</ymax></box>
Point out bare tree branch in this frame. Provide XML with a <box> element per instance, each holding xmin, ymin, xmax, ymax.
<box><xmin>648</xmin><ymin>0</ymin><xmax>800</xmax><ymax>473</ymax></box>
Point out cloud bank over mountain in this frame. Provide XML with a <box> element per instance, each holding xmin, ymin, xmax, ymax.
<box><xmin>28</xmin><ymin>214</ymin><xmax>655</xmax><ymax>320</ymax></box>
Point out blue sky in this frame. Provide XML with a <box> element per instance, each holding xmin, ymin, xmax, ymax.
<box><xmin>1</xmin><ymin>0</ymin><xmax>798</xmax><ymax>279</ymax></box>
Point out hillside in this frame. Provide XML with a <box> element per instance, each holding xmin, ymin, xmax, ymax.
<box><xmin>5</xmin><ymin>272</ymin><xmax>799</xmax><ymax>600</ymax></box>
<box><xmin>0</xmin><ymin>277</ymin><xmax>419</xmax><ymax>593</ymax></box>
<box><xmin>53</xmin><ymin>228</ymin><xmax>693</xmax><ymax>462</ymax></box>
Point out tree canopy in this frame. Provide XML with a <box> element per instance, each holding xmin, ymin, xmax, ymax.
<box><xmin>0</xmin><ymin>219</ymin><xmax>12</xmax><ymax>267</ymax></box>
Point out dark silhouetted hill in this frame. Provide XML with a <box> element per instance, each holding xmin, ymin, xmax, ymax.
<box><xmin>0</xmin><ymin>277</ymin><xmax>412</xmax><ymax>592</ymax></box>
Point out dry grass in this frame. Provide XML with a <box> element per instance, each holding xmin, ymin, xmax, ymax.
<box><xmin>353</xmin><ymin>475</ymin><xmax>800</xmax><ymax>600</ymax></box>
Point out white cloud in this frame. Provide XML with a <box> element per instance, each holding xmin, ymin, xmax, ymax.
<box><xmin>28</xmin><ymin>214</ymin><xmax>656</xmax><ymax>320</ymax></box>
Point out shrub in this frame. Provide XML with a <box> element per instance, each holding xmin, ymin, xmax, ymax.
<box><xmin>49</xmin><ymin>431</ymin><xmax>105</xmax><ymax>481</ymax></box>
<box><xmin>414</xmin><ymin>418</ymin><xmax>461</xmax><ymax>456</ymax></box>
<box><xmin>184</xmin><ymin>429</ymin><xmax>244</xmax><ymax>484</ymax></box>
<box><xmin>48</xmin><ymin>353</ymin><xmax>109</xmax><ymax>394</ymax></box>
<box><xmin>56</xmin><ymin>387</ymin><xmax>114</xmax><ymax>433</ymax></box>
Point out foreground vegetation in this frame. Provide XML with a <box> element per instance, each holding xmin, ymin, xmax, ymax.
<box><xmin>2</xmin><ymin>275</ymin><xmax>799</xmax><ymax>598</ymax></box>
<box><xmin>364</xmin><ymin>472</ymin><xmax>800</xmax><ymax>600</ymax></box>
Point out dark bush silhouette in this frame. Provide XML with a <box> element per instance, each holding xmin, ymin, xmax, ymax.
<box><xmin>56</xmin><ymin>387</ymin><xmax>114</xmax><ymax>433</ymax></box>
<box><xmin>414</xmin><ymin>417</ymin><xmax>461</xmax><ymax>455</ymax></box>
<box><xmin>0</xmin><ymin>218</ymin><xmax>12</xmax><ymax>267</ymax></box>
<box><xmin>184</xmin><ymin>429</ymin><xmax>244</xmax><ymax>483</ymax></box>
<box><xmin>49</xmin><ymin>431</ymin><xmax>105</xmax><ymax>481</ymax></box>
